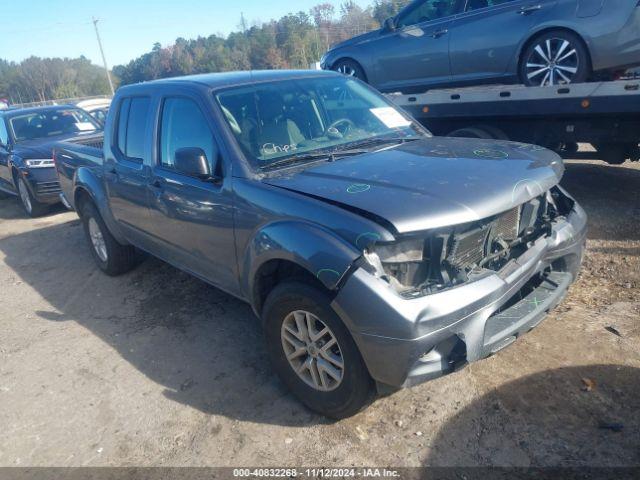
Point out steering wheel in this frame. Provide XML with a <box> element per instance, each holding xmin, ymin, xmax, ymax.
<box><xmin>326</xmin><ymin>118</ymin><xmax>356</xmax><ymax>139</ymax></box>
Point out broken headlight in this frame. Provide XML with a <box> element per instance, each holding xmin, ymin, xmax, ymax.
<box><xmin>364</xmin><ymin>237</ymin><xmax>433</xmax><ymax>294</ymax></box>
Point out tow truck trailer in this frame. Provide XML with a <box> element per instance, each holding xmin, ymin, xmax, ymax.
<box><xmin>389</xmin><ymin>79</ymin><xmax>640</xmax><ymax>165</ymax></box>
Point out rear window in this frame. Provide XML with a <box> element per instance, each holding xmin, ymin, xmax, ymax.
<box><xmin>116</xmin><ymin>97</ymin><xmax>151</xmax><ymax>161</ymax></box>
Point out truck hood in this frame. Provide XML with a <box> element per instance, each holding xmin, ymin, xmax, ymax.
<box><xmin>263</xmin><ymin>137</ymin><xmax>564</xmax><ymax>234</ymax></box>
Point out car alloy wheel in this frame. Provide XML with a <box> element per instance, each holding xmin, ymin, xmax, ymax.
<box><xmin>337</xmin><ymin>64</ymin><xmax>357</xmax><ymax>77</ymax></box>
<box><xmin>281</xmin><ymin>310</ymin><xmax>344</xmax><ymax>392</ymax></box>
<box><xmin>18</xmin><ymin>178</ymin><xmax>32</xmax><ymax>214</ymax></box>
<box><xmin>88</xmin><ymin>217</ymin><xmax>108</xmax><ymax>262</ymax></box>
<box><xmin>525</xmin><ymin>38</ymin><xmax>579</xmax><ymax>86</ymax></box>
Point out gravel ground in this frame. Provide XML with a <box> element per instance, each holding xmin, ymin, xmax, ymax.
<box><xmin>0</xmin><ymin>159</ymin><xmax>638</xmax><ymax>467</ymax></box>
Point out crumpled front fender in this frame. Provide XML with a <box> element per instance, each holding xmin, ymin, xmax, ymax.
<box><xmin>242</xmin><ymin>220</ymin><xmax>362</xmax><ymax>307</ymax></box>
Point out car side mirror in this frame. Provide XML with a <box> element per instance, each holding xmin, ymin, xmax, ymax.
<box><xmin>174</xmin><ymin>147</ymin><xmax>215</xmax><ymax>180</ymax></box>
<box><xmin>383</xmin><ymin>17</ymin><xmax>396</xmax><ymax>32</ymax></box>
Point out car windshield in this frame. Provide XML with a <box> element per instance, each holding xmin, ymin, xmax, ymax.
<box><xmin>9</xmin><ymin>108</ymin><xmax>101</xmax><ymax>142</ymax></box>
<box><xmin>215</xmin><ymin>76</ymin><xmax>430</xmax><ymax>170</ymax></box>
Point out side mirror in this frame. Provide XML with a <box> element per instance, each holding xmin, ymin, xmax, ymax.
<box><xmin>174</xmin><ymin>147</ymin><xmax>214</xmax><ymax>179</ymax></box>
<box><xmin>383</xmin><ymin>17</ymin><xmax>396</xmax><ymax>32</ymax></box>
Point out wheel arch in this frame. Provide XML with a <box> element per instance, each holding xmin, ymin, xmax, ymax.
<box><xmin>73</xmin><ymin>168</ymin><xmax>129</xmax><ymax>245</ymax></box>
<box><xmin>252</xmin><ymin>259</ymin><xmax>332</xmax><ymax>317</ymax></box>
<box><xmin>242</xmin><ymin>220</ymin><xmax>362</xmax><ymax>315</ymax></box>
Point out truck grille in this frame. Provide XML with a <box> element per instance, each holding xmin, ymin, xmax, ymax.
<box><xmin>446</xmin><ymin>206</ymin><xmax>524</xmax><ymax>270</ymax></box>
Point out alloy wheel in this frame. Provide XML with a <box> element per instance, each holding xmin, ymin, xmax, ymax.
<box><xmin>281</xmin><ymin>310</ymin><xmax>344</xmax><ymax>392</ymax></box>
<box><xmin>88</xmin><ymin>217</ymin><xmax>108</xmax><ymax>262</ymax></box>
<box><xmin>18</xmin><ymin>178</ymin><xmax>32</xmax><ymax>214</ymax></box>
<box><xmin>525</xmin><ymin>38</ymin><xmax>579</xmax><ymax>86</ymax></box>
<box><xmin>337</xmin><ymin>64</ymin><xmax>357</xmax><ymax>77</ymax></box>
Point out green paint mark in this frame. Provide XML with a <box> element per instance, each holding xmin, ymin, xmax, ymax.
<box><xmin>473</xmin><ymin>149</ymin><xmax>509</xmax><ymax>159</ymax></box>
<box><xmin>356</xmin><ymin>232</ymin><xmax>381</xmax><ymax>249</ymax></box>
<box><xmin>316</xmin><ymin>269</ymin><xmax>342</xmax><ymax>281</ymax></box>
<box><xmin>529</xmin><ymin>296</ymin><xmax>542</xmax><ymax>308</ymax></box>
<box><xmin>347</xmin><ymin>183</ymin><xmax>371</xmax><ymax>194</ymax></box>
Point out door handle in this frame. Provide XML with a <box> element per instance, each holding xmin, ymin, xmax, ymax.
<box><xmin>105</xmin><ymin>167</ymin><xmax>118</xmax><ymax>178</ymax></box>
<box><xmin>518</xmin><ymin>4</ymin><xmax>542</xmax><ymax>15</ymax></box>
<box><xmin>431</xmin><ymin>29</ymin><xmax>449</xmax><ymax>38</ymax></box>
<box><xmin>149</xmin><ymin>178</ymin><xmax>164</xmax><ymax>189</ymax></box>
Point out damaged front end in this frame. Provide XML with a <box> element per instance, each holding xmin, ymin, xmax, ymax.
<box><xmin>362</xmin><ymin>186</ymin><xmax>576</xmax><ymax>298</ymax></box>
<box><xmin>331</xmin><ymin>185</ymin><xmax>586</xmax><ymax>389</ymax></box>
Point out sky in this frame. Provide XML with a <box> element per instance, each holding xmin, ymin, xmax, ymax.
<box><xmin>1</xmin><ymin>0</ymin><xmax>371</xmax><ymax>68</ymax></box>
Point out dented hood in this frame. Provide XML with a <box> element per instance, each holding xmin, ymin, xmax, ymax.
<box><xmin>263</xmin><ymin>137</ymin><xmax>564</xmax><ymax>234</ymax></box>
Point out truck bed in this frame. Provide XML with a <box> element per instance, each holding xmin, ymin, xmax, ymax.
<box><xmin>54</xmin><ymin>134</ymin><xmax>105</xmax><ymax>210</ymax></box>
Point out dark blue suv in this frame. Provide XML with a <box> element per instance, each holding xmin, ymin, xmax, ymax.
<box><xmin>0</xmin><ymin>106</ymin><xmax>102</xmax><ymax>216</ymax></box>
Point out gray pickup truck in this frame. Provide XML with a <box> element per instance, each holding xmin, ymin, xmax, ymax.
<box><xmin>55</xmin><ymin>70</ymin><xmax>587</xmax><ymax>418</ymax></box>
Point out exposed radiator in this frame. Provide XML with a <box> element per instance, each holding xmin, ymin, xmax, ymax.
<box><xmin>447</xmin><ymin>206</ymin><xmax>522</xmax><ymax>270</ymax></box>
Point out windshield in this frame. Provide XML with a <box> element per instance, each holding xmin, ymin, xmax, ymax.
<box><xmin>215</xmin><ymin>76</ymin><xmax>430</xmax><ymax>170</ymax></box>
<box><xmin>9</xmin><ymin>108</ymin><xmax>101</xmax><ymax>142</ymax></box>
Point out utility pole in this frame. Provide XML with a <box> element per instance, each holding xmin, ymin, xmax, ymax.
<box><xmin>92</xmin><ymin>17</ymin><xmax>115</xmax><ymax>96</ymax></box>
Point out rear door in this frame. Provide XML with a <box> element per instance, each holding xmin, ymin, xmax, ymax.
<box><xmin>103</xmin><ymin>96</ymin><xmax>154</xmax><ymax>245</ymax></box>
<box><xmin>145</xmin><ymin>92</ymin><xmax>239</xmax><ymax>295</ymax></box>
<box><xmin>449</xmin><ymin>0</ymin><xmax>555</xmax><ymax>82</ymax></box>
<box><xmin>372</xmin><ymin>0</ymin><xmax>462</xmax><ymax>91</ymax></box>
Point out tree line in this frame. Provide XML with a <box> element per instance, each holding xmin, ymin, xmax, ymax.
<box><xmin>0</xmin><ymin>0</ymin><xmax>410</xmax><ymax>104</ymax></box>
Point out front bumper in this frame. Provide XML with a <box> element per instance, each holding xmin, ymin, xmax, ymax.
<box><xmin>331</xmin><ymin>203</ymin><xmax>587</xmax><ymax>389</ymax></box>
<box><xmin>20</xmin><ymin>167</ymin><xmax>61</xmax><ymax>204</ymax></box>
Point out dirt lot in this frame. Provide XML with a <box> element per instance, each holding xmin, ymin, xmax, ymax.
<box><xmin>0</xmin><ymin>159</ymin><xmax>638</xmax><ymax>467</ymax></box>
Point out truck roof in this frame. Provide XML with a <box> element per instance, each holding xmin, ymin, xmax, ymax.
<box><xmin>121</xmin><ymin>69</ymin><xmax>338</xmax><ymax>92</ymax></box>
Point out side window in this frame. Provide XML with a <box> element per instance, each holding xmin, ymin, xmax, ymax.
<box><xmin>466</xmin><ymin>0</ymin><xmax>515</xmax><ymax>11</ymax></box>
<box><xmin>397</xmin><ymin>0</ymin><xmax>458</xmax><ymax>28</ymax></box>
<box><xmin>0</xmin><ymin>119</ymin><xmax>8</xmax><ymax>145</ymax></box>
<box><xmin>159</xmin><ymin>97</ymin><xmax>216</xmax><ymax>170</ymax></box>
<box><xmin>116</xmin><ymin>96</ymin><xmax>151</xmax><ymax>161</ymax></box>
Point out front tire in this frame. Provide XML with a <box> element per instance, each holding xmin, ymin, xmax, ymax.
<box><xmin>16</xmin><ymin>176</ymin><xmax>48</xmax><ymax>217</ymax></box>
<box><xmin>80</xmin><ymin>202</ymin><xmax>138</xmax><ymax>276</ymax></box>
<box><xmin>263</xmin><ymin>282</ymin><xmax>373</xmax><ymax>419</ymax></box>
<box><xmin>332</xmin><ymin>59</ymin><xmax>367</xmax><ymax>83</ymax></box>
<box><xmin>520</xmin><ymin>30</ymin><xmax>590</xmax><ymax>87</ymax></box>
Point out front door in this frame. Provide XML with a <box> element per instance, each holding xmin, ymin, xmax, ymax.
<box><xmin>372</xmin><ymin>0</ymin><xmax>461</xmax><ymax>91</ymax></box>
<box><xmin>449</xmin><ymin>0</ymin><xmax>554</xmax><ymax>82</ymax></box>
<box><xmin>146</xmin><ymin>94</ymin><xmax>239</xmax><ymax>295</ymax></box>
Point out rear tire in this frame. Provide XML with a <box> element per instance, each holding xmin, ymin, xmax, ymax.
<box><xmin>332</xmin><ymin>59</ymin><xmax>367</xmax><ymax>83</ymax></box>
<box><xmin>262</xmin><ymin>282</ymin><xmax>374</xmax><ymax>419</ymax></box>
<box><xmin>594</xmin><ymin>142</ymin><xmax>638</xmax><ymax>165</ymax></box>
<box><xmin>80</xmin><ymin>201</ymin><xmax>138</xmax><ymax>276</ymax></box>
<box><xmin>447</xmin><ymin>127</ymin><xmax>494</xmax><ymax>139</ymax></box>
<box><xmin>16</xmin><ymin>175</ymin><xmax>48</xmax><ymax>217</ymax></box>
<box><xmin>520</xmin><ymin>30</ymin><xmax>590</xmax><ymax>87</ymax></box>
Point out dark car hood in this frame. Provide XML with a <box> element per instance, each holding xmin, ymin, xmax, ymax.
<box><xmin>263</xmin><ymin>137</ymin><xmax>564</xmax><ymax>234</ymax></box>
<box><xmin>12</xmin><ymin>131</ymin><xmax>100</xmax><ymax>159</ymax></box>
<box><xmin>329</xmin><ymin>30</ymin><xmax>381</xmax><ymax>52</ymax></box>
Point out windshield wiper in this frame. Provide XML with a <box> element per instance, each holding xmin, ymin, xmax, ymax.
<box><xmin>261</xmin><ymin>148</ymin><xmax>370</xmax><ymax>171</ymax></box>
<box><xmin>341</xmin><ymin>136</ymin><xmax>423</xmax><ymax>151</ymax></box>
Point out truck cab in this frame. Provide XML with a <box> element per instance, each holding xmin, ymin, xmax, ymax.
<box><xmin>55</xmin><ymin>70</ymin><xmax>587</xmax><ymax>418</ymax></box>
